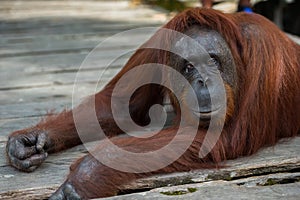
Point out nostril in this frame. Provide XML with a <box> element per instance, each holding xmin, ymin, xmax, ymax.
<box><xmin>198</xmin><ymin>79</ymin><xmax>204</xmax><ymax>85</ymax></box>
<box><xmin>198</xmin><ymin>77</ymin><xmax>208</xmax><ymax>86</ymax></box>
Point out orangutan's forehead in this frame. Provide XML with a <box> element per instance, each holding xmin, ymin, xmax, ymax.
<box><xmin>173</xmin><ymin>28</ymin><xmax>229</xmax><ymax>59</ymax></box>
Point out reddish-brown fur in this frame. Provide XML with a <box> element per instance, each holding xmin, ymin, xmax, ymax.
<box><xmin>7</xmin><ymin>8</ymin><xmax>300</xmax><ymax>198</ymax></box>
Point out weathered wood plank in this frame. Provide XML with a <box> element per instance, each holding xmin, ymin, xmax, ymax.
<box><xmin>0</xmin><ymin>30</ymin><xmax>142</xmax><ymax>44</ymax></box>
<box><xmin>121</xmin><ymin>137</ymin><xmax>300</xmax><ymax>191</ymax></box>
<box><xmin>0</xmin><ymin>83</ymin><xmax>95</xmax><ymax>105</ymax></box>
<box><xmin>0</xmin><ymin>137</ymin><xmax>298</xmax><ymax>200</ymax></box>
<box><xmin>0</xmin><ymin>31</ymin><xmax>154</xmax><ymax>55</ymax></box>
<box><xmin>0</xmin><ymin>9</ymin><xmax>163</xmax><ymax>21</ymax></box>
<box><xmin>0</xmin><ymin>117</ymin><xmax>41</xmax><ymax>139</ymax></box>
<box><xmin>0</xmin><ymin>22</ymin><xmax>162</xmax><ymax>42</ymax></box>
<box><xmin>106</xmin><ymin>175</ymin><xmax>300</xmax><ymax>200</ymax></box>
<box><xmin>0</xmin><ymin>3</ymin><xmax>167</xmax><ymax>29</ymax></box>
<box><xmin>0</xmin><ymin>20</ymin><xmax>156</xmax><ymax>33</ymax></box>
<box><xmin>0</xmin><ymin>50</ymin><xmax>129</xmax><ymax>74</ymax></box>
<box><xmin>0</xmin><ymin>1</ymin><xmax>131</xmax><ymax>12</ymax></box>
<box><xmin>0</xmin><ymin>100</ymin><xmax>71</xmax><ymax>120</ymax></box>
<box><xmin>0</xmin><ymin>187</ymin><xmax>57</xmax><ymax>200</ymax></box>
<box><xmin>0</xmin><ymin>1</ymin><xmax>159</xmax><ymax>17</ymax></box>
<box><xmin>0</xmin><ymin>67</ymin><xmax>120</xmax><ymax>91</ymax></box>
<box><xmin>0</xmin><ymin>142</ymin><xmax>87</xmax><ymax>200</ymax></box>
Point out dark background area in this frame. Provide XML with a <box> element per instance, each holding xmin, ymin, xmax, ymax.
<box><xmin>143</xmin><ymin>0</ymin><xmax>300</xmax><ymax>36</ymax></box>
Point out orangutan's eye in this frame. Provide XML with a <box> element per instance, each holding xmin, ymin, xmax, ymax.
<box><xmin>207</xmin><ymin>56</ymin><xmax>220</xmax><ymax>67</ymax></box>
<box><xmin>184</xmin><ymin>63</ymin><xmax>195</xmax><ymax>74</ymax></box>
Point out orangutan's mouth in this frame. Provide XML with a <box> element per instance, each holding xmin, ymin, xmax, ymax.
<box><xmin>193</xmin><ymin>109</ymin><xmax>220</xmax><ymax>121</ymax></box>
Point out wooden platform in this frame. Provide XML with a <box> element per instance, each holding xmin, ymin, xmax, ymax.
<box><xmin>0</xmin><ymin>1</ymin><xmax>299</xmax><ymax>199</ymax></box>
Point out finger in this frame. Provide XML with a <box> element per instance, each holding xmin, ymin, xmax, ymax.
<box><xmin>9</xmin><ymin>152</ymin><xmax>48</xmax><ymax>172</ymax></box>
<box><xmin>63</xmin><ymin>183</ymin><xmax>81</xmax><ymax>200</ymax></box>
<box><xmin>20</xmin><ymin>134</ymin><xmax>37</xmax><ymax>146</ymax></box>
<box><xmin>27</xmin><ymin>165</ymin><xmax>39</xmax><ymax>172</ymax></box>
<box><xmin>36</xmin><ymin>132</ymin><xmax>47</xmax><ymax>153</ymax></box>
<box><xmin>7</xmin><ymin>138</ymin><xmax>37</xmax><ymax>159</ymax></box>
<box><xmin>15</xmin><ymin>145</ymin><xmax>37</xmax><ymax>160</ymax></box>
<box><xmin>28</xmin><ymin>153</ymin><xmax>48</xmax><ymax>166</ymax></box>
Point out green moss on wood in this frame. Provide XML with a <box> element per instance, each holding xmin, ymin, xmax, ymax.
<box><xmin>160</xmin><ymin>187</ymin><xmax>197</xmax><ymax>196</ymax></box>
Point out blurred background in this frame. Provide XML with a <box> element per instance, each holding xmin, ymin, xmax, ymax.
<box><xmin>133</xmin><ymin>0</ymin><xmax>300</xmax><ymax>36</ymax></box>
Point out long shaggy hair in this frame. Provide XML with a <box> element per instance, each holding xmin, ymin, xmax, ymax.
<box><xmin>106</xmin><ymin>8</ymin><xmax>300</xmax><ymax>160</ymax></box>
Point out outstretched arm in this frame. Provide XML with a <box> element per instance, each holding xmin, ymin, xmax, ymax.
<box><xmin>6</xmin><ymin>47</ymin><xmax>165</xmax><ymax>172</ymax></box>
<box><xmin>49</xmin><ymin>127</ymin><xmax>226</xmax><ymax>199</ymax></box>
<box><xmin>6</xmin><ymin>81</ymin><xmax>164</xmax><ymax>172</ymax></box>
<box><xmin>5</xmin><ymin>88</ymin><xmax>123</xmax><ymax>172</ymax></box>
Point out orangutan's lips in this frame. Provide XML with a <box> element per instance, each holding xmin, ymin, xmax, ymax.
<box><xmin>192</xmin><ymin>109</ymin><xmax>220</xmax><ymax>120</ymax></box>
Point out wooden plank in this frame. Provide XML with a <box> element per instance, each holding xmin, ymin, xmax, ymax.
<box><xmin>121</xmin><ymin>137</ymin><xmax>300</xmax><ymax>191</ymax></box>
<box><xmin>0</xmin><ymin>27</ymin><xmax>155</xmax><ymax>45</ymax></box>
<box><xmin>0</xmin><ymin>26</ymin><xmax>157</xmax><ymax>54</ymax></box>
<box><xmin>0</xmin><ymin>26</ymin><xmax>153</xmax><ymax>42</ymax></box>
<box><xmin>0</xmin><ymin>83</ymin><xmax>95</xmax><ymax>105</ymax></box>
<box><xmin>0</xmin><ymin>187</ymin><xmax>57</xmax><ymax>200</ymax></box>
<box><xmin>0</xmin><ymin>22</ymin><xmax>157</xmax><ymax>38</ymax></box>
<box><xmin>0</xmin><ymin>99</ymin><xmax>71</xmax><ymax>120</ymax></box>
<box><xmin>0</xmin><ymin>136</ymin><xmax>298</xmax><ymax>200</ymax></box>
<box><xmin>0</xmin><ymin>1</ymin><xmax>131</xmax><ymax>11</ymax></box>
<box><xmin>0</xmin><ymin>142</ymin><xmax>87</xmax><ymax>200</ymax></box>
<box><xmin>0</xmin><ymin>35</ymin><xmax>151</xmax><ymax>57</ymax></box>
<box><xmin>0</xmin><ymin>86</ymin><xmax>97</xmax><ymax>120</ymax></box>
<box><xmin>0</xmin><ymin>66</ymin><xmax>120</xmax><ymax>90</ymax></box>
<box><xmin>0</xmin><ymin>0</ymin><xmax>167</xmax><ymax>39</ymax></box>
<box><xmin>0</xmin><ymin>8</ymin><xmax>164</xmax><ymax>22</ymax></box>
<box><xmin>0</xmin><ymin>50</ymin><xmax>129</xmax><ymax>73</ymax></box>
<box><xmin>0</xmin><ymin>117</ymin><xmax>41</xmax><ymax>139</ymax></box>
<box><xmin>0</xmin><ymin>47</ymin><xmax>133</xmax><ymax>91</ymax></box>
<box><xmin>0</xmin><ymin>21</ymin><xmax>162</xmax><ymax>39</ymax></box>
<box><xmin>106</xmin><ymin>175</ymin><xmax>300</xmax><ymax>200</ymax></box>
<box><xmin>0</xmin><ymin>1</ymin><xmax>167</xmax><ymax>26</ymax></box>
